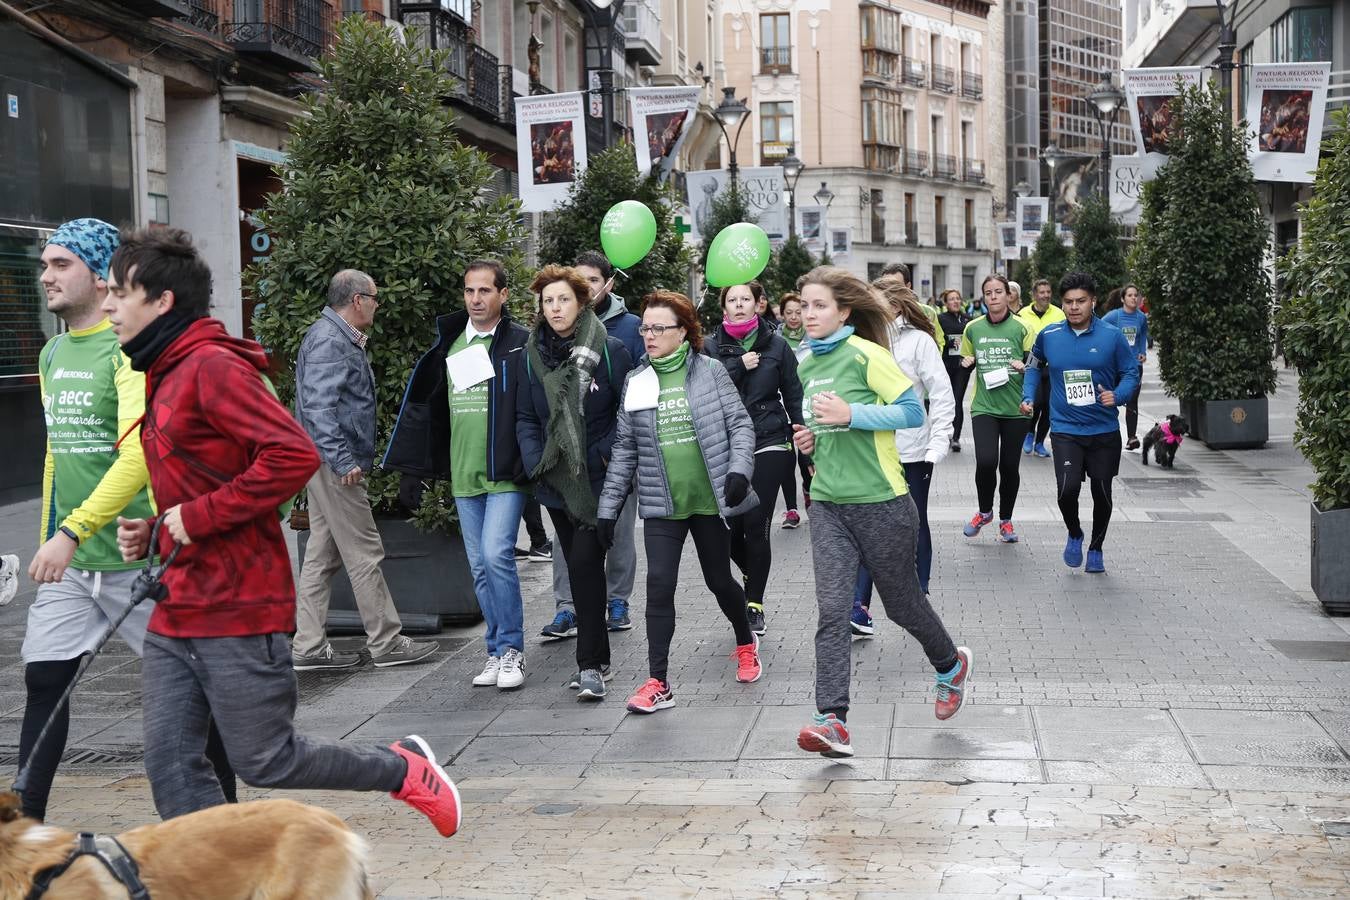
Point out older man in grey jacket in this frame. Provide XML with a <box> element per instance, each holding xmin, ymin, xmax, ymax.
<box><xmin>292</xmin><ymin>270</ymin><xmax>436</xmax><ymax>670</ymax></box>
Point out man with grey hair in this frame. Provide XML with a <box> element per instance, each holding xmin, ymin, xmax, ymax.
<box><xmin>292</xmin><ymin>270</ymin><xmax>436</xmax><ymax>670</ymax></box>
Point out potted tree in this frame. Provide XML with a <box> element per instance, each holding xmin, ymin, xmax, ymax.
<box><xmin>1278</xmin><ymin>109</ymin><xmax>1350</xmax><ymax>615</ymax></box>
<box><xmin>248</xmin><ymin>16</ymin><xmax>528</xmax><ymax>626</ymax></box>
<box><xmin>1069</xmin><ymin>193</ymin><xmax>1127</xmax><ymax>310</ymax></box>
<box><xmin>1131</xmin><ymin>82</ymin><xmax>1275</xmax><ymax>448</ymax></box>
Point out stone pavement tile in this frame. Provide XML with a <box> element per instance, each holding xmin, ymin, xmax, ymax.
<box><xmin>482</xmin><ymin>706</ymin><xmax>628</xmax><ymax>736</ymax></box>
<box><xmin>451</xmin><ymin>733</ymin><xmax>606</xmax><ymax>767</ymax></box>
<box><xmin>732</xmin><ymin>758</ymin><xmax>888</xmax><ymax>780</ymax></box>
<box><xmin>583</xmin><ymin>761</ymin><xmax>737</xmax><ymax>779</ymax></box>
<box><xmin>1203</xmin><ymin>765</ymin><xmax>1350</xmax><ymax>792</ymax></box>
<box><xmin>447</xmin><ymin>758</ymin><xmax>589</xmax><ymax>779</ymax></box>
<box><xmin>0</xmin><ymin>715</ymin><xmax>129</xmax><ymax>747</ymax></box>
<box><xmin>290</xmin><ymin>710</ymin><xmax>373</xmax><ymax>740</ymax></box>
<box><xmin>345</xmin><ymin>708</ymin><xmax>499</xmax><ymax>740</ymax></box>
<box><xmin>1037</xmin><ymin>730</ymin><xmax>1193</xmax><ymax>763</ymax></box>
<box><xmin>1032</xmin><ymin>707</ymin><xmax>1176</xmax><ymax>733</ymax></box>
<box><xmin>1312</xmin><ymin>711</ymin><xmax>1350</xmax><ymax>754</ymax></box>
<box><xmin>742</xmin><ymin>703</ymin><xmax>893</xmax><ymax>759</ymax></box>
<box><xmin>1044</xmin><ymin>760</ymin><xmax>1210</xmax><ymax>789</ymax></box>
<box><xmin>79</xmin><ymin>715</ymin><xmax>144</xmax><ymax>746</ymax></box>
<box><xmin>890</xmin><ymin>726</ymin><xmax>1037</xmax><ymax>760</ymax></box>
<box><xmin>1171</xmin><ymin>708</ymin><xmax>1327</xmax><ymax>737</ymax></box>
<box><xmin>894</xmin><ymin>702</ymin><xmax>1031</xmax><ymax>729</ymax></box>
<box><xmin>1186</xmin><ymin>733</ymin><xmax>1350</xmax><ymax>767</ymax></box>
<box><xmin>885</xmin><ymin>758</ymin><xmax>1044</xmax><ymax>783</ymax></box>
<box><xmin>595</xmin><ymin>707</ymin><xmax>756</xmax><ymax>762</ymax></box>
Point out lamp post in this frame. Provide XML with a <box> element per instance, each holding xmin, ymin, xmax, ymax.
<box><xmin>713</xmin><ymin>86</ymin><xmax>751</xmax><ymax>187</ymax></box>
<box><xmin>581</xmin><ymin>0</ymin><xmax>620</xmax><ymax>151</ymax></box>
<box><xmin>780</xmin><ymin>145</ymin><xmax>804</xmax><ymax>239</ymax></box>
<box><xmin>1039</xmin><ymin>140</ymin><xmax>1068</xmax><ymax>226</ymax></box>
<box><xmin>813</xmin><ymin>181</ymin><xmax>834</xmax><ymax>211</ymax></box>
<box><xmin>1088</xmin><ymin>71</ymin><xmax>1126</xmax><ymax>202</ymax></box>
<box><xmin>1214</xmin><ymin>0</ymin><xmax>1238</xmax><ymax>139</ymax></box>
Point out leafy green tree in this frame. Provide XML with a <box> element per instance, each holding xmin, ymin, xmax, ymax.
<box><xmin>1277</xmin><ymin>108</ymin><xmax>1350</xmax><ymax>510</ymax></box>
<box><xmin>761</xmin><ymin>234</ymin><xmax>816</xmax><ymax>300</ymax></box>
<box><xmin>1027</xmin><ymin>224</ymin><xmax>1070</xmax><ymax>295</ymax></box>
<box><xmin>695</xmin><ymin>182</ymin><xmax>756</xmax><ymax>330</ymax></box>
<box><xmin>1130</xmin><ymin>82</ymin><xmax>1274</xmax><ymax>402</ymax></box>
<box><xmin>538</xmin><ymin>144</ymin><xmax>695</xmax><ymax>307</ymax></box>
<box><xmin>1069</xmin><ymin>193</ymin><xmax>1128</xmax><ymax>303</ymax></box>
<box><xmin>248</xmin><ymin>16</ymin><xmax>528</xmax><ymax>532</ymax></box>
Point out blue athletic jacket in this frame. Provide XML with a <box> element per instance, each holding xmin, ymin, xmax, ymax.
<box><xmin>1023</xmin><ymin>318</ymin><xmax>1140</xmax><ymax>437</ymax></box>
<box><xmin>1102</xmin><ymin>308</ymin><xmax>1149</xmax><ymax>359</ymax></box>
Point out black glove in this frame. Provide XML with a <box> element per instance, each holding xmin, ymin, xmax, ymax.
<box><xmin>596</xmin><ymin>517</ymin><xmax>617</xmax><ymax>550</ymax></box>
<box><xmin>723</xmin><ymin>472</ymin><xmax>750</xmax><ymax>508</ymax></box>
<box><xmin>398</xmin><ymin>474</ymin><xmax>426</xmax><ymax>512</ymax></box>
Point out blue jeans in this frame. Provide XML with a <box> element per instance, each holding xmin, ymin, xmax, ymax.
<box><xmin>456</xmin><ymin>490</ymin><xmax>527</xmax><ymax>656</ymax></box>
<box><xmin>855</xmin><ymin>461</ymin><xmax>935</xmax><ymax>603</ymax></box>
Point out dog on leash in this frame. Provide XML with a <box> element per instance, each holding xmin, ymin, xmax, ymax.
<box><xmin>0</xmin><ymin>791</ymin><xmax>372</xmax><ymax>899</ymax></box>
<box><xmin>1140</xmin><ymin>414</ymin><xmax>1189</xmax><ymax>469</ymax></box>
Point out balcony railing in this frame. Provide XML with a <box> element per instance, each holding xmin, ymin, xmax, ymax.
<box><xmin>930</xmin><ymin>63</ymin><xmax>956</xmax><ymax>93</ymax></box>
<box><xmin>933</xmin><ymin>153</ymin><xmax>958</xmax><ymax>179</ymax></box>
<box><xmin>116</xmin><ymin>0</ymin><xmax>191</xmax><ymax>19</ymax></box>
<box><xmin>961</xmin><ymin>71</ymin><xmax>983</xmax><ymax>99</ymax></box>
<box><xmin>223</xmin><ymin>0</ymin><xmax>333</xmax><ymax>69</ymax></box>
<box><xmin>935</xmin><ymin>224</ymin><xmax>948</xmax><ymax>248</ymax></box>
<box><xmin>467</xmin><ymin>44</ymin><xmax>500</xmax><ymax>120</ymax></box>
<box><xmin>499</xmin><ymin>65</ymin><xmax>516</xmax><ymax>125</ymax></box>
<box><xmin>963</xmin><ymin>159</ymin><xmax>986</xmax><ymax>183</ymax></box>
<box><xmin>905</xmin><ymin>221</ymin><xmax>919</xmax><ymax>246</ymax></box>
<box><xmin>761</xmin><ymin>45</ymin><xmax>791</xmax><ymax>73</ymax></box>
<box><xmin>620</xmin><ymin>0</ymin><xmax>661</xmax><ymax>66</ymax></box>
<box><xmin>965</xmin><ymin>229</ymin><xmax>978</xmax><ymax>250</ymax></box>
<box><xmin>400</xmin><ymin>3</ymin><xmax>503</xmax><ymax>122</ymax></box>
<box><xmin>183</xmin><ymin>0</ymin><xmax>218</xmax><ymax>32</ymax></box>
<box><xmin>900</xmin><ymin>56</ymin><xmax>927</xmax><ymax>86</ymax></box>
<box><xmin>903</xmin><ymin>148</ymin><xmax>928</xmax><ymax>176</ymax></box>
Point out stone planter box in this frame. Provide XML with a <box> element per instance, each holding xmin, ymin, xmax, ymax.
<box><xmin>1181</xmin><ymin>397</ymin><xmax>1268</xmax><ymax>450</ymax></box>
<box><xmin>1312</xmin><ymin>503</ymin><xmax>1350</xmax><ymax>616</ymax></box>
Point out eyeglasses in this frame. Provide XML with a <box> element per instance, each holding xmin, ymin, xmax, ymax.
<box><xmin>637</xmin><ymin>324</ymin><xmax>681</xmax><ymax>336</ymax></box>
<box><xmin>355</xmin><ymin>291</ymin><xmax>379</xmax><ymax>304</ymax></box>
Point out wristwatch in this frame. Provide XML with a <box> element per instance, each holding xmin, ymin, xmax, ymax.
<box><xmin>59</xmin><ymin>525</ymin><xmax>80</xmax><ymax>545</ymax></box>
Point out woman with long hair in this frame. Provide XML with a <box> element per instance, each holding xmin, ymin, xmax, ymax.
<box><xmin>598</xmin><ymin>291</ymin><xmax>763</xmax><ymax>714</ymax></box>
<box><xmin>791</xmin><ymin>267</ymin><xmax>970</xmax><ymax>758</ymax></box>
<box><xmin>937</xmin><ymin>288</ymin><xmax>973</xmax><ymax>452</ymax></box>
<box><xmin>1102</xmin><ymin>283</ymin><xmax>1149</xmax><ymax>450</ymax></box>
<box><xmin>959</xmin><ymin>274</ymin><xmax>1036</xmax><ymax>544</ymax></box>
<box><xmin>704</xmin><ymin>281</ymin><xmax>805</xmax><ymax>635</ymax></box>
<box><xmin>776</xmin><ymin>292</ymin><xmax>811</xmax><ymax>521</ymax></box>
<box><xmin>850</xmin><ymin>275</ymin><xmax>956</xmax><ymax>633</ymax></box>
<box><xmin>516</xmin><ymin>265</ymin><xmax>633</xmax><ymax>699</ymax></box>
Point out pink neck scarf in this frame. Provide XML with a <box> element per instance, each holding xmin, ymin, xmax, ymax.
<box><xmin>722</xmin><ymin>316</ymin><xmax>758</xmax><ymax>340</ymax></box>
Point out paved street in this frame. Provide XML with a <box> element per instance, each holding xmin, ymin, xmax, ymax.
<box><xmin>3</xmin><ymin>365</ymin><xmax>1349</xmax><ymax>898</ymax></box>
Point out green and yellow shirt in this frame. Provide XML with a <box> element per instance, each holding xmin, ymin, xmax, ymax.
<box><xmin>958</xmin><ymin>313</ymin><xmax>1036</xmax><ymax>419</ymax></box>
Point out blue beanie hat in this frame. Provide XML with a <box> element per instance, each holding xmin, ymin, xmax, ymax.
<box><xmin>47</xmin><ymin>218</ymin><xmax>120</xmax><ymax>281</ymax></box>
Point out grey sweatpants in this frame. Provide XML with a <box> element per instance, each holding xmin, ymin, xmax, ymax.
<box><xmin>553</xmin><ymin>492</ymin><xmax>638</xmax><ymax>610</ymax></box>
<box><xmin>810</xmin><ymin>497</ymin><xmax>959</xmax><ymax>716</ymax></box>
<box><xmin>142</xmin><ymin>632</ymin><xmax>405</xmax><ymax>819</ymax></box>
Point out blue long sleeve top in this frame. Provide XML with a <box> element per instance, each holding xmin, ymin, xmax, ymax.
<box><xmin>1102</xmin><ymin>308</ymin><xmax>1148</xmax><ymax>360</ymax></box>
<box><xmin>849</xmin><ymin>386</ymin><xmax>925</xmax><ymax>431</ymax></box>
<box><xmin>1023</xmin><ymin>318</ymin><xmax>1140</xmax><ymax>437</ymax></box>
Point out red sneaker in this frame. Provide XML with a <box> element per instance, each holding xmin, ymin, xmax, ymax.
<box><xmin>626</xmin><ymin>677</ymin><xmax>675</xmax><ymax>713</ymax></box>
<box><xmin>797</xmin><ymin>713</ymin><xmax>853</xmax><ymax>758</ymax></box>
<box><xmin>934</xmin><ymin>647</ymin><xmax>972</xmax><ymax>721</ymax></box>
<box><xmin>390</xmin><ymin>735</ymin><xmax>462</xmax><ymax>837</ymax></box>
<box><xmin>733</xmin><ymin>633</ymin><xmax>762</xmax><ymax>683</ymax></box>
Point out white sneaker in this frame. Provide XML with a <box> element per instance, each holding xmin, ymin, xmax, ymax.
<box><xmin>471</xmin><ymin>655</ymin><xmax>501</xmax><ymax>686</ymax></box>
<box><xmin>0</xmin><ymin>554</ymin><xmax>20</xmax><ymax>607</ymax></box>
<box><xmin>497</xmin><ymin>648</ymin><xmax>525</xmax><ymax>689</ymax></box>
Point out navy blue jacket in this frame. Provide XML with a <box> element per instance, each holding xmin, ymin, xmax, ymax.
<box><xmin>1023</xmin><ymin>317</ymin><xmax>1140</xmax><ymax>437</ymax></box>
<box><xmin>596</xmin><ymin>293</ymin><xmax>644</xmax><ymax>363</ymax></box>
<box><xmin>515</xmin><ymin>331</ymin><xmax>634</xmax><ymax>509</ymax></box>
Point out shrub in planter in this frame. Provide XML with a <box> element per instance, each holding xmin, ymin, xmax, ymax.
<box><xmin>1069</xmin><ymin>193</ymin><xmax>1127</xmax><ymax>306</ymax></box>
<box><xmin>1028</xmin><ymin>223</ymin><xmax>1070</xmax><ymax>295</ymax></box>
<box><xmin>1277</xmin><ymin>109</ymin><xmax>1350</xmax><ymax>612</ymax></box>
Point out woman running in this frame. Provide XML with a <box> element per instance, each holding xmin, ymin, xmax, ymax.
<box><xmin>777</xmin><ymin>292</ymin><xmax>812</xmax><ymax>520</ymax></box>
<box><xmin>1102</xmin><ymin>284</ymin><xmax>1149</xmax><ymax>451</ymax></box>
<box><xmin>791</xmin><ymin>267</ymin><xmax>971</xmax><ymax>758</ymax></box>
<box><xmin>516</xmin><ymin>265</ymin><xmax>633</xmax><ymax>700</ymax></box>
<box><xmin>959</xmin><ymin>274</ymin><xmax>1036</xmax><ymax>543</ymax></box>
<box><xmin>705</xmin><ymin>281</ymin><xmax>804</xmax><ymax>636</ymax></box>
<box><xmin>937</xmin><ymin>289</ymin><xmax>972</xmax><ymax>453</ymax></box>
<box><xmin>598</xmin><ymin>291</ymin><xmax>763</xmax><ymax>714</ymax></box>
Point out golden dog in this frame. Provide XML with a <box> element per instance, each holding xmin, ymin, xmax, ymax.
<box><xmin>0</xmin><ymin>791</ymin><xmax>372</xmax><ymax>900</ymax></box>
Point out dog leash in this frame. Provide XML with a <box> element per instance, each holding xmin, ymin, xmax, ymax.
<box><xmin>11</xmin><ymin>520</ymin><xmax>181</xmax><ymax>801</ymax></box>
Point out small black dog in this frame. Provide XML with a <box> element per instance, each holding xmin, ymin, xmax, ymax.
<box><xmin>1141</xmin><ymin>414</ymin><xmax>1189</xmax><ymax>468</ymax></box>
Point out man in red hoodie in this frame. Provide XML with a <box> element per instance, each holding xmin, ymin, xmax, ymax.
<box><xmin>105</xmin><ymin>227</ymin><xmax>460</xmax><ymax>836</ymax></box>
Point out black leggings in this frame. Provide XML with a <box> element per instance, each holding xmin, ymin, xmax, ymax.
<box><xmin>20</xmin><ymin>658</ymin><xmax>236</xmax><ymax>821</ymax></box>
<box><xmin>972</xmin><ymin>414</ymin><xmax>1031</xmax><ymax>520</ymax></box>
<box><xmin>1058</xmin><ymin>475</ymin><xmax>1114</xmax><ymax>551</ymax></box>
<box><xmin>547</xmin><ymin>507</ymin><xmax>611</xmax><ymax>670</ymax></box>
<box><xmin>944</xmin><ymin>359</ymin><xmax>972</xmax><ymax>442</ymax></box>
<box><xmin>730</xmin><ymin>450</ymin><xmax>794</xmax><ymax>607</ymax></box>
<box><xmin>1030</xmin><ymin>375</ymin><xmax>1052</xmax><ymax>444</ymax></box>
<box><xmin>1125</xmin><ymin>373</ymin><xmax>1140</xmax><ymax>440</ymax></box>
<box><xmin>644</xmin><ymin>515</ymin><xmax>753</xmax><ymax>682</ymax></box>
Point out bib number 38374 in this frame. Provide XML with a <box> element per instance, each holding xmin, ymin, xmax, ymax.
<box><xmin>1063</xmin><ymin>369</ymin><xmax>1094</xmax><ymax>407</ymax></box>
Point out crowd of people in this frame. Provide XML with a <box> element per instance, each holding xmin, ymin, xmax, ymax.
<box><xmin>6</xmin><ymin>216</ymin><xmax>1148</xmax><ymax>838</ymax></box>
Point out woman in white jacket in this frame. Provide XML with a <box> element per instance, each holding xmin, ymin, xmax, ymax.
<box><xmin>851</xmin><ymin>275</ymin><xmax>957</xmax><ymax>635</ymax></box>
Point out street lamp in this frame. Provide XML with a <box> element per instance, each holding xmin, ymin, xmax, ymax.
<box><xmin>713</xmin><ymin>86</ymin><xmax>751</xmax><ymax>185</ymax></box>
<box><xmin>1039</xmin><ymin>141</ymin><xmax>1068</xmax><ymax>225</ymax></box>
<box><xmin>580</xmin><ymin>0</ymin><xmax>619</xmax><ymax>151</ymax></box>
<box><xmin>1214</xmin><ymin>0</ymin><xmax>1238</xmax><ymax>139</ymax></box>
<box><xmin>1088</xmin><ymin>71</ymin><xmax>1126</xmax><ymax>201</ymax></box>
<box><xmin>1013</xmin><ymin>179</ymin><xmax>1031</xmax><ymax>198</ymax></box>
<box><xmin>780</xmin><ymin>145</ymin><xmax>804</xmax><ymax>239</ymax></box>
<box><xmin>813</xmin><ymin>181</ymin><xmax>834</xmax><ymax>211</ymax></box>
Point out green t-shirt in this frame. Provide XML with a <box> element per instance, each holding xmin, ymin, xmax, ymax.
<box><xmin>447</xmin><ymin>330</ymin><xmax>519</xmax><ymax>498</ymax></box>
<box><xmin>39</xmin><ymin>322</ymin><xmax>154</xmax><ymax>571</ymax></box>
<box><xmin>958</xmin><ymin>313</ymin><xmax>1036</xmax><ymax>419</ymax></box>
<box><xmin>797</xmin><ymin>335</ymin><xmax>913</xmax><ymax>504</ymax></box>
<box><xmin>655</xmin><ymin>365</ymin><xmax>719</xmax><ymax>519</ymax></box>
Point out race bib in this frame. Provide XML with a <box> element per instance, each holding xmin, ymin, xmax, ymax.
<box><xmin>946</xmin><ymin>336</ymin><xmax>962</xmax><ymax>356</ymax></box>
<box><xmin>982</xmin><ymin>367</ymin><xmax>1009</xmax><ymax>390</ymax></box>
<box><xmin>1063</xmin><ymin>369</ymin><xmax>1094</xmax><ymax>406</ymax></box>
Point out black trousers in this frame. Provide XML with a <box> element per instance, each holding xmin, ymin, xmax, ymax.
<box><xmin>1052</xmin><ymin>431</ymin><xmax>1122</xmax><ymax>551</ymax></box>
<box><xmin>1124</xmin><ymin>367</ymin><xmax>1141</xmax><ymax>440</ymax></box>
<box><xmin>943</xmin><ymin>358</ymin><xmax>972</xmax><ymax>442</ymax></box>
<box><xmin>1029</xmin><ymin>374</ymin><xmax>1052</xmax><ymax>444</ymax></box>
<box><xmin>546</xmin><ymin>508</ymin><xmax>611</xmax><ymax>670</ymax></box>
<box><xmin>730</xmin><ymin>450</ymin><xmax>794</xmax><ymax>607</ymax></box>
<box><xmin>522</xmin><ymin>499</ymin><xmax>548</xmax><ymax>548</ymax></box>
<box><xmin>644</xmin><ymin>515</ymin><xmax>753</xmax><ymax>682</ymax></box>
<box><xmin>780</xmin><ymin>450</ymin><xmax>809</xmax><ymax>510</ymax></box>
<box><xmin>972</xmin><ymin>414</ymin><xmax>1031</xmax><ymax>520</ymax></box>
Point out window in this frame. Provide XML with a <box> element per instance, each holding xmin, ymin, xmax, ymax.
<box><xmin>512</xmin><ymin>0</ymin><xmax>531</xmax><ymax>72</ymax></box>
<box><xmin>1271</xmin><ymin>7</ymin><xmax>1332</xmax><ymax>62</ymax></box>
<box><xmin>870</xmin><ymin>190</ymin><xmax>885</xmax><ymax>244</ymax></box>
<box><xmin>868</xmin><ymin>262</ymin><xmax>886</xmax><ymax>281</ymax></box>
<box><xmin>564</xmin><ymin>29</ymin><xmax>579</xmax><ymax>91</ymax></box>
<box><xmin>760</xmin><ymin>13</ymin><xmax>790</xmax><ymax>69</ymax></box>
<box><xmin>934</xmin><ymin>195</ymin><xmax>946</xmax><ymax>229</ymax></box>
<box><xmin>962</xmin><ymin>266</ymin><xmax>977</xmax><ymax>300</ymax></box>
<box><xmin>860</xmin><ymin>6</ymin><xmax>900</xmax><ymax>53</ymax></box>
<box><xmin>760</xmin><ymin>101</ymin><xmax>794</xmax><ymax>164</ymax></box>
<box><xmin>540</xmin><ymin>12</ymin><xmax>556</xmax><ymax>91</ymax></box>
<box><xmin>479</xmin><ymin>0</ymin><xmax>503</xmax><ymax>61</ymax></box>
<box><xmin>933</xmin><ymin>265</ymin><xmax>949</xmax><ymax>293</ymax></box>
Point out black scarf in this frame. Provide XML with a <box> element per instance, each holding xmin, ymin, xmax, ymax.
<box><xmin>538</xmin><ymin>323</ymin><xmax>577</xmax><ymax>370</ymax></box>
<box><xmin>125</xmin><ymin>310</ymin><xmax>200</xmax><ymax>372</ymax></box>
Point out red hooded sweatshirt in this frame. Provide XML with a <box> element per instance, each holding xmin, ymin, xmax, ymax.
<box><xmin>140</xmin><ymin>318</ymin><xmax>319</xmax><ymax>638</ymax></box>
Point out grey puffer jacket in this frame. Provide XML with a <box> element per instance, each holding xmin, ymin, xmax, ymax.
<box><xmin>598</xmin><ymin>352</ymin><xmax>758</xmax><ymax>520</ymax></box>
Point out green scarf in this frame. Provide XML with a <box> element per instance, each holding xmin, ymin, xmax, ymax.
<box><xmin>650</xmin><ymin>340</ymin><xmax>690</xmax><ymax>374</ymax></box>
<box><xmin>780</xmin><ymin>324</ymin><xmax>805</xmax><ymax>343</ymax></box>
<box><xmin>526</xmin><ymin>310</ymin><xmax>608</xmax><ymax>525</ymax></box>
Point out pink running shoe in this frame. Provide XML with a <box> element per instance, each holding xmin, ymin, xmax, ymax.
<box><xmin>797</xmin><ymin>713</ymin><xmax>853</xmax><ymax>758</ymax></box>
<box><xmin>733</xmin><ymin>633</ymin><xmax>762</xmax><ymax>683</ymax></box>
<box><xmin>390</xmin><ymin>735</ymin><xmax>462</xmax><ymax>837</ymax></box>
<box><xmin>626</xmin><ymin>677</ymin><xmax>675</xmax><ymax>713</ymax></box>
<box><xmin>781</xmin><ymin>510</ymin><xmax>801</xmax><ymax>529</ymax></box>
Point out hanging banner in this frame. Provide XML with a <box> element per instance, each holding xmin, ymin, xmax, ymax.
<box><xmin>515</xmin><ymin>92</ymin><xmax>588</xmax><ymax>213</ymax></box>
<box><xmin>629</xmin><ymin>86</ymin><xmax>701</xmax><ymax>180</ymax></box>
<box><xmin>799</xmin><ymin>206</ymin><xmax>827</xmax><ymax>251</ymax></box>
<box><xmin>829</xmin><ymin>227</ymin><xmax>851</xmax><ymax>259</ymax></box>
<box><xmin>1110</xmin><ymin>156</ymin><xmax>1144</xmax><ymax>226</ymax></box>
<box><xmin>1123</xmin><ymin>66</ymin><xmax>1204</xmax><ymax>179</ymax></box>
<box><xmin>1246</xmin><ymin>62</ymin><xmax>1331</xmax><ymax>184</ymax></box>
<box><xmin>1016</xmin><ymin>197</ymin><xmax>1048</xmax><ymax>247</ymax></box>
<box><xmin>685</xmin><ymin>168</ymin><xmax>786</xmax><ymax>242</ymax></box>
<box><xmin>998</xmin><ymin>221</ymin><xmax>1020</xmax><ymax>260</ymax></box>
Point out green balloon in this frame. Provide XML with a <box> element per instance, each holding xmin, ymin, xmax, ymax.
<box><xmin>600</xmin><ymin>201</ymin><xmax>658</xmax><ymax>269</ymax></box>
<box><xmin>705</xmin><ymin>223</ymin><xmax>771</xmax><ymax>287</ymax></box>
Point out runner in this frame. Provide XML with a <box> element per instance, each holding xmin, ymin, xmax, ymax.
<box><xmin>936</xmin><ymin>289</ymin><xmax>972</xmax><ymax>453</ymax></box>
<box><xmin>1022</xmin><ymin>272</ymin><xmax>1139</xmax><ymax>574</ymax></box>
<box><xmin>791</xmin><ymin>267</ymin><xmax>971</xmax><ymax>758</ymax></box>
<box><xmin>776</xmin><ymin>292</ymin><xmax>812</xmax><ymax>523</ymax></box>
<box><xmin>1017</xmin><ymin>278</ymin><xmax>1067</xmax><ymax>458</ymax></box>
<box><xmin>959</xmin><ymin>275</ymin><xmax>1036</xmax><ymax>543</ymax></box>
<box><xmin>705</xmin><ymin>280</ymin><xmax>805</xmax><ymax>636</ymax></box>
<box><xmin>516</xmin><ymin>265</ymin><xmax>633</xmax><ymax>700</ymax></box>
<box><xmin>107</xmin><ymin>227</ymin><xmax>460</xmax><ymax>835</ymax></box>
<box><xmin>1007</xmin><ymin>280</ymin><xmax>1024</xmax><ymax>314</ymax></box>
<box><xmin>597</xmin><ymin>291</ymin><xmax>762</xmax><ymax>714</ymax></box>
<box><xmin>1102</xmin><ymin>284</ymin><xmax>1149</xmax><ymax>451</ymax></box>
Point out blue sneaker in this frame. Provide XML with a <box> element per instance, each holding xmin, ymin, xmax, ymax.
<box><xmin>1033</xmin><ymin>442</ymin><xmax>1051</xmax><ymax>458</ymax></box>
<box><xmin>849</xmin><ymin>601</ymin><xmax>874</xmax><ymax>636</ymax></box>
<box><xmin>1063</xmin><ymin>534</ymin><xmax>1084</xmax><ymax>568</ymax></box>
<box><xmin>1085</xmin><ymin>550</ymin><xmax>1105</xmax><ymax>574</ymax></box>
<box><xmin>963</xmin><ymin>511</ymin><xmax>993</xmax><ymax>537</ymax></box>
<box><xmin>540</xmin><ymin>609</ymin><xmax>577</xmax><ymax>640</ymax></box>
<box><xmin>1022</xmin><ymin>432</ymin><xmax>1035</xmax><ymax>454</ymax></box>
<box><xmin>607</xmin><ymin>598</ymin><xmax>633</xmax><ymax>631</ymax></box>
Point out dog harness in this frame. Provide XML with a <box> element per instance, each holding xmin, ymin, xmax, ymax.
<box><xmin>26</xmin><ymin>832</ymin><xmax>150</xmax><ymax>900</ymax></box>
<box><xmin>1160</xmin><ymin>421</ymin><xmax>1183</xmax><ymax>445</ymax></box>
